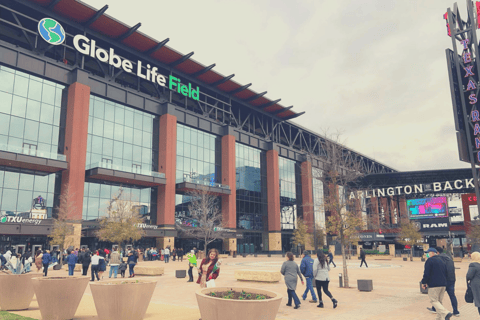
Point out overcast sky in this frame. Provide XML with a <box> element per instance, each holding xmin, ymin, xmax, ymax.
<box><xmin>82</xmin><ymin>0</ymin><xmax>472</xmax><ymax>172</ymax></box>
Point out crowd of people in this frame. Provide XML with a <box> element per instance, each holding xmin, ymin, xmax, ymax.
<box><xmin>144</xmin><ymin>247</ymin><xmax>184</xmax><ymax>262</ymax></box>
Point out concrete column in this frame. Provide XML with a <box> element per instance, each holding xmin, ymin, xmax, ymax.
<box><xmin>157</xmin><ymin>113</ymin><xmax>177</xmax><ymax>228</ymax></box>
<box><xmin>268</xmin><ymin>232</ymin><xmax>282</xmax><ymax>253</ymax></box>
<box><xmin>221</xmin><ymin>134</ymin><xmax>236</xmax><ymax>229</ymax></box>
<box><xmin>266</xmin><ymin>149</ymin><xmax>280</xmax><ymax>232</ymax></box>
<box><xmin>156</xmin><ymin>236</ymin><xmax>175</xmax><ymax>249</ymax></box>
<box><xmin>389</xmin><ymin>244</ymin><xmax>395</xmax><ymax>257</ymax></box>
<box><xmin>60</xmin><ymin>82</ymin><xmax>90</xmax><ymax>220</ymax></box>
<box><xmin>223</xmin><ymin>238</ymin><xmax>237</xmax><ymax>252</ymax></box>
<box><xmin>300</xmin><ymin>160</ymin><xmax>314</xmax><ymax>232</ymax></box>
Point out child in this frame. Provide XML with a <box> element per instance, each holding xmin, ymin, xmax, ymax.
<box><xmin>119</xmin><ymin>261</ymin><xmax>127</xmax><ymax>278</ymax></box>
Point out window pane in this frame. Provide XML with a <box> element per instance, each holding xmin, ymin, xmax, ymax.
<box><xmin>38</xmin><ymin>123</ymin><xmax>53</xmax><ymax>144</ymax></box>
<box><xmin>42</xmin><ymin>84</ymin><xmax>56</xmax><ymax>106</ymax></box>
<box><xmin>2</xmin><ymin>189</ymin><xmax>18</xmax><ymax>212</ymax></box>
<box><xmin>11</xmin><ymin>96</ymin><xmax>27</xmax><ymax>118</ymax></box>
<box><xmin>0</xmin><ymin>69</ymin><xmax>14</xmax><ymax>93</ymax></box>
<box><xmin>0</xmin><ymin>113</ymin><xmax>10</xmax><ymax>136</ymax></box>
<box><xmin>26</xmin><ymin>100</ymin><xmax>41</xmax><ymax>121</ymax></box>
<box><xmin>40</xmin><ymin>103</ymin><xmax>54</xmax><ymax>124</ymax></box>
<box><xmin>23</xmin><ymin>119</ymin><xmax>39</xmax><ymax>142</ymax></box>
<box><xmin>0</xmin><ymin>91</ymin><xmax>12</xmax><ymax>114</ymax></box>
<box><xmin>14</xmin><ymin>75</ymin><xmax>29</xmax><ymax>97</ymax></box>
<box><xmin>9</xmin><ymin>116</ymin><xmax>25</xmax><ymax>139</ymax></box>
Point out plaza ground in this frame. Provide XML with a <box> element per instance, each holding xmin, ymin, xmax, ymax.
<box><xmin>6</xmin><ymin>255</ymin><xmax>480</xmax><ymax>320</ymax></box>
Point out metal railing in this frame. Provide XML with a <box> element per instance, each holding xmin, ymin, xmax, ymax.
<box><xmin>0</xmin><ymin>143</ymin><xmax>66</xmax><ymax>161</ymax></box>
<box><xmin>86</xmin><ymin>161</ymin><xmax>165</xmax><ymax>178</ymax></box>
<box><xmin>176</xmin><ymin>175</ymin><xmax>230</xmax><ymax>190</ymax></box>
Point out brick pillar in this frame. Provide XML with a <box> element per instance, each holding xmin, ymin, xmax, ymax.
<box><xmin>60</xmin><ymin>82</ymin><xmax>90</xmax><ymax>220</ymax></box>
<box><xmin>221</xmin><ymin>135</ymin><xmax>236</xmax><ymax>229</ymax></box>
<box><xmin>157</xmin><ymin>113</ymin><xmax>177</xmax><ymax>228</ymax></box>
<box><xmin>301</xmin><ymin>160</ymin><xmax>314</xmax><ymax>232</ymax></box>
<box><xmin>266</xmin><ymin>148</ymin><xmax>281</xmax><ymax>253</ymax></box>
<box><xmin>398</xmin><ymin>196</ymin><xmax>408</xmax><ymax>222</ymax></box>
<box><xmin>370</xmin><ymin>197</ymin><xmax>380</xmax><ymax>229</ymax></box>
<box><xmin>379</xmin><ymin>197</ymin><xmax>390</xmax><ymax>226</ymax></box>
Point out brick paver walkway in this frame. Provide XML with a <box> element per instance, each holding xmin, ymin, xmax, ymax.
<box><xmin>8</xmin><ymin>255</ymin><xmax>480</xmax><ymax>319</ymax></box>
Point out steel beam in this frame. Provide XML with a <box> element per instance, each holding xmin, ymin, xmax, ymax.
<box><xmin>280</xmin><ymin>112</ymin><xmax>305</xmax><ymax>121</ymax></box>
<box><xmin>211</xmin><ymin>74</ymin><xmax>234</xmax><ymax>86</ymax></box>
<box><xmin>244</xmin><ymin>91</ymin><xmax>267</xmax><ymax>102</ymax></box>
<box><xmin>117</xmin><ymin>23</ymin><xmax>141</xmax><ymax>41</ymax></box>
<box><xmin>47</xmin><ymin>0</ymin><xmax>62</xmax><ymax>10</ymax></box>
<box><xmin>260</xmin><ymin>99</ymin><xmax>281</xmax><ymax>110</ymax></box>
<box><xmin>191</xmin><ymin>63</ymin><xmax>215</xmax><ymax>77</ymax></box>
<box><xmin>169</xmin><ymin>51</ymin><xmax>194</xmax><ymax>67</ymax></box>
<box><xmin>144</xmin><ymin>38</ymin><xmax>169</xmax><ymax>55</ymax></box>
<box><xmin>83</xmin><ymin>5</ymin><xmax>108</xmax><ymax>27</ymax></box>
<box><xmin>228</xmin><ymin>83</ymin><xmax>251</xmax><ymax>95</ymax></box>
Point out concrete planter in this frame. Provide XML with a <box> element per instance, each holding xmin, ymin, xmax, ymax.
<box><xmin>90</xmin><ymin>280</ymin><xmax>157</xmax><ymax>320</ymax></box>
<box><xmin>196</xmin><ymin>287</ymin><xmax>282</xmax><ymax>320</ymax></box>
<box><xmin>32</xmin><ymin>276</ymin><xmax>89</xmax><ymax>320</ymax></box>
<box><xmin>0</xmin><ymin>273</ymin><xmax>40</xmax><ymax>310</ymax></box>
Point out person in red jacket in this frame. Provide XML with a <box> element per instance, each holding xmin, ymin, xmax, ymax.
<box><xmin>197</xmin><ymin>248</ymin><xmax>220</xmax><ymax>288</ymax></box>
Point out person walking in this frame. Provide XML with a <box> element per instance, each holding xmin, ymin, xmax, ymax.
<box><xmin>281</xmin><ymin>252</ymin><xmax>304</xmax><ymax>309</ymax></box>
<box><xmin>119</xmin><ymin>260</ymin><xmax>127</xmax><ymax>278</ymax></box>
<box><xmin>161</xmin><ymin>248</ymin><xmax>165</xmax><ymax>261</ymax></box>
<box><xmin>65</xmin><ymin>250</ymin><xmax>78</xmax><ymax>276</ymax></box>
<box><xmin>427</xmin><ymin>247</ymin><xmax>459</xmax><ymax>317</ymax></box>
<box><xmin>359</xmin><ymin>248</ymin><xmax>368</xmax><ymax>268</ymax></box>
<box><xmin>109</xmin><ymin>249</ymin><xmax>121</xmax><ymax>278</ymax></box>
<box><xmin>421</xmin><ymin>247</ymin><xmax>453</xmax><ymax>320</ymax></box>
<box><xmin>172</xmin><ymin>248</ymin><xmax>176</xmax><ymax>262</ymax></box>
<box><xmin>34</xmin><ymin>250</ymin><xmax>43</xmax><ymax>272</ymax></box>
<box><xmin>467</xmin><ymin>251</ymin><xmax>480</xmax><ymax>316</ymax></box>
<box><xmin>81</xmin><ymin>249</ymin><xmax>91</xmax><ymax>276</ymax></box>
<box><xmin>300</xmin><ymin>251</ymin><xmax>317</xmax><ymax>303</ymax></box>
<box><xmin>313</xmin><ymin>250</ymin><xmax>338</xmax><ymax>309</ymax></box>
<box><xmin>42</xmin><ymin>250</ymin><xmax>52</xmax><ymax>277</ymax></box>
<box><xmin>98</xmin><ymin>249</ymin><xmax>106</xmax><ymax>279</ymax></box>
<box><xmin>91</xmin><ymin>250</ymin><xmax>100</xmax><ymax>282</ymax></box>
<box><xmin>187</xmin><ymin>250</ymin><xmax>195</xmax><ymax>282</ymax></box>
<box><xmin>127</xmin><ymin>252</ymin><xmax>138</xmax><ymax>278</ymax></box>
<box><xmin>328</xmin><ymin>250</ymin><xmax>336</xmax><ymax>268</ymax></box>
<box><xmin>178</xmin><ymin>248</ymin><xmax>184</xmax><ymax>262</ymax></box>
<box><xmin>164</xmin><ymin>247</ymin><xmax>170</xmax><ymax>263</ymax></box>
<box><xmin>197</xmin><ymin>249</ymin><xmax>220</xmax><ymax>288</ymax></box>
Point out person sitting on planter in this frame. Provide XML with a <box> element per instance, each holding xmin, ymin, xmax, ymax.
<box><xmin>119</xmin><ymin>260</ymin><xmax>128</xmax><ymax>278</ymax></box>
<box><xmin>281</xmin><ymin>252</ymin><xmax>304</xmax><ymax>309</ymax></box>
<box><xmin>42</xmin><ymin>250</ymin><xmax>52</xmax><ymax>277</ymax></box>
<box><xmin>197</xmin><ymin>248</ymin><xmax>220</xmax><ymax>288</ymax></box>
<box><xmin>109</xmin><ymin>249</ymin><xmax>121</xmax><ymax>279</ymax></box>
<box><xmin>91</xmin><ymin>250</ymin><xmax>101</xmax><ymax>282</ymax></box>
<box><xmin>300</xmin><ymin>251</ymin><xmax>317</xmax><ymax>303</ymax></box>
<box><xmin>127</xmin><ymin>252</ymin><xmax>138</xmax><ymax>278</ymax></box>
<box><xmin>313</xmin><ymin>250</ymin><xmax>338</xmax><ymax>309</ymax></box>
<box><xmin>66</xmin><ymin>250</ymin><xmax>78</xmax><ymax>276</ymax></box>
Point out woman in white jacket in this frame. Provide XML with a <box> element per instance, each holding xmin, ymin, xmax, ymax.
<box><xmin>313</xmin><ymin>250</ymin><xmax>338</xmax><ymax>309</ymax></box>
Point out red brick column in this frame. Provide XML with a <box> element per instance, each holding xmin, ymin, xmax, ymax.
<box><xmin>157</xmin><ymin>113</ymin><xmax>177</xmax><ymax>227</ymax></box>
<box><xmin>379</xmin><ymin>197</ymin><xmax>390</xmax><ymax>226</ymax></box>
<box><xmin>60</xmin><ymin>82</ymin><xmax>90</xmax><ymax>220</ymax></box>
<box><xmin>398</xmin><ymin>196</ymin><xmax>408</xmax><ymax>222</ymax></box>
<box><xmin>370</xmin><ymin>197</ymin><xmax>380</xmax><ymax>229</ymax></box>
<box><xmin>221</xmin><ymin>135</ymin><xmax>236</xmax><ymax>229</ymax></box>
<box><xmin>266</xmin><ymin>149</ymin><xmax>281</xmax><ymax>252</ymax></box>
<box><xmin>300</xmin><ymin>160</ymin><xmax>314</xmax><ymax>232</ymax></box>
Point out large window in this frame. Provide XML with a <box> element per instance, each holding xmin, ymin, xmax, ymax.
<box><xmin>0</xmin><ymin>170</ymin><xmax>57</xmax><ymax>217</ymax></box>
<box><xmin>312</xmin><ymin>167</ymin><xmax>325</xmax><ymax>229</ymax></box>
<box><xmin>0</xmin><ymin>65</ymin><xmax>63</xmax><ymax>159</ymax></box>
<box><xmin>235</xmin><ymin>143</ymin><xmax>267</xmax><ymax>230</ymax></box>
<box><xmin>86</xmin><ymin>96</ymin><xmax>155</xmax><ymax>172</ymax></box>
<box><xmin>279</xmin><ymin>158</ymin><xmax>301</xmax><ymax>230</ymax></box>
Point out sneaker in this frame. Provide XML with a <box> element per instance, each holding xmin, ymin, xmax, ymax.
<box><xmin>317</xmin><ymin>302</ymin><xmax>324</xmax><ymax>308</ymax></box>
<box><xmin>453</xmin><ymin>311</ymin><xmax>460</xmax><ymax>317</ymax></box>
<box><xmin>426</xmin><ymin>307</ymin><xmax>436</xmax><ymax>314</ymax></box>
<box><xmin>332</xmin><ymin>299</ymin><xmax>338</xmax><ymax>309</ymax></box>
<box><xmin>445</xmin><ymin>313</ymin><xmax>453</xmax><ymax>320</ymax></box>
<box><xmin>309</xmin><ymin>300</ymin><xmax>317</xmax><ymax>303</ymax></box>
<box><xmin>302</xmin><ymin>297</ymin><xmax>306</xmax><ymax>301</ymax></box>
<box><xmin>294</xmin><ymin>305</ymin><xmax>300</xmax><ymax>309</ymax></box>
<box><xmin>286</xmin><ymin>304</ymin><xmax>292</xmax><ymax>307</ymax></box>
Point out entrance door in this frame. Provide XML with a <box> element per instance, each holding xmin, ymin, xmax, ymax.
<box><xmin>32</xmin><ymin>245</ymin><xmax>42</xmax><ymax>254</ymax></box>
<box><xmin>51</xmin><ymin>245</ymin><xmax>59</xmax><ymax>252</ymax></box>
<box><xmin>15</xmin><ymin>245</ymin><xmax>26</xmax><ymax>255</ymax></box>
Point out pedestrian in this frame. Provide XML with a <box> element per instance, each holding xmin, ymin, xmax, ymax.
<box><xmin>91</xmin><ymin>250</ymin><xmax>100</xmax><ymax>281</ymax></box>
<box><xmin>178</xmin><ymin>248</ymin><xmax>184</xmax><ymax>262</ymax></box>
<box><xmin>467</xmin><ymin>251</ymin><xmax>480</xmax><ymax>316</ymax></box>
<box><xmin>280</xmin><ymin>252</ymin><xmax>304</xmax><ymax>309</ymax></box>
<box><xmin>328</xmin><ymin>250</ymin><xmax>336</xmax><ymax>268</ymax></box>
<box><xmin>42</xmin><ymin>250</ymin><xmax>52</xmax><ymax>277</ymax></box>
<box><xmin>98</xmin><ymin>249</ymin><xmax>106</xmax><ymax>279</ymax></box>
<box><xmin>164</xmin><ymin>247</ymin><xmax>170</xmax><ymax>263</ymax></box>
<box><xmin>65</xmin><ymin>249</ymin><xmax>78</xmax><ymax>276</ymax></box>
<box><xmin>127</xmin><ymin>251</ymin><xmax>137</xmax><ymax>278</ymax></box>
<box><xmin>161</xmin><ymin>248</ymin><xmax>165</xmax><ymax>261</ymax></box>
<box><xmin>359</xmin><ymin>248</ymin><xmax>368</xmax><ymax>268</ymax></box>
<box><xmin>421</xmin><ymin>247</ymin><xmax>453</xmax><ymax>320</ymax></box>
<box><xmin>197</xmin><ymin>248</ymin><xmax>220</xmax><ymax>288</ymax></box>
<box><xmin>81</xmin><ymin>249</ymin><xmax>91</xmax><ymax>276</ymax></box>
<box><xmin>109</xmin><ymin>248</ymin><xmax>121</xmax><ymax>278</ymax></box>
<box><xmin>151</xmin><ymin>248</ymin><xmax>158</xmax><ymax>260</ymax></box>
<box><xmin>34</xmin><ymin>250</ymin><xmax>43</xmax><ymax>272</ymax></box>
<box><xmin>427</xmin><ymin>247</ymin><xmax>459</xmax><ymax>317</ymax></box>
<box><xmin>0</xmin><ymin>251</ymin><xmax>6</xmax><ymax>270</ymax></box>
<box><xmin>172</xmin><ymin>248</ymin><xmax>176</xmax><ymax>262</ymax></box>
<box><xmin>119</xmin><ymin>260</ymin><xmax>127</xmax><ymax>278</ymax></box>
<box><xmin>24</xmin><ymin>254</ymin><xmax>32</xmax><ymax>273</ymax></box>
<box><xmin>300</xmin><ymin>250</ymin><xmax>317</xmax><ymax>303</ymax></box>
<box><xmin>313</xmin><ymin>250</ymin><xmax>338</xmax><ymax>309</ymax></box>
<box><xmin>4</xmin><ymin>250</ymin><xmax>11</xmax><ymax>264</ymax></box>
<box><xmin>146</xmin><ymin>248</ymin><xmax>151</xmax><ymax>261</ymax></box>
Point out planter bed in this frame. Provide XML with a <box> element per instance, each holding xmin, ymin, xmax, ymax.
<box><xmin>0</xmin><ymin>273</ymin><xmax>41</xmax><ymax>311</ymax></box>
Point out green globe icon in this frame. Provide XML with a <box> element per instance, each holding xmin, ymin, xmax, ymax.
<box><xmin>38</xmin><ymin>18</ymin><xmax>65</xmax><ymax>45</ymax></box>
<box><xmin>0</xmin><ymin>216</ymin><xmax>6</xmax><ymax>223</ymax></box>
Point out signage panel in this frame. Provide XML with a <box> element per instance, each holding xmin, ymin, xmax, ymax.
<box><xmin>407</xmin><ymin>197</ymin><xmax>449</xmax><ymax>220</ymax></box>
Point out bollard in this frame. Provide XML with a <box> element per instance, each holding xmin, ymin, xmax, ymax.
<box><xmin>339</xmin><ymin>273</ymin><xmax>343</xmax><ymax>288</ymax></box>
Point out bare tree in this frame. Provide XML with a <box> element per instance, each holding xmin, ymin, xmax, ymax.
<box><xmin>97</xmin><ymin>188</ymin><xmax>145</xmax><ymax>251</ymax></box>
<box><xmin>292</xmin><ymin>218</ymin><xmax>309</xmax><ymax>254</ymax></box>
<box><xmin>320</xmin><ymin>130</ymin><xmax>365</xmax><ymax>288</ymax></box>
<box><xmin>397</xmin><ymin>218</ymin><xmax>422</xmax><ymax>261</ymax></box>
<box><xmin>49</xmin><ymin>185</ymin><xmax>76</xmax><ymax>265</ymax></box>
<box><xmin>176</xmin><ymin>187</ymin><xmax>226</xmax><ymax>255</ymax></box>
<box><xmin>467</xmin><ymin>220</ymin><xmax>480</xmax><ymax>252</ymax></box>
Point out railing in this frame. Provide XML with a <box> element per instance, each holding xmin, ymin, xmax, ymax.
<box><xmin>86</xmin><ymin>162</ymin><xmax>165</xmax><ymax>178</ymax></box>
<box><xmin>0</xmin><ymin>143</ymin><xmax>66</xmax><ymax>161</ymax></box>
<box><xmin>176</xmin><ymin>176</ymin><xmax>230</xmax><ymax>190</ymax></box>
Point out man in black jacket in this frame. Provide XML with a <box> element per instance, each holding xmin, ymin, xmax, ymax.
<box><xmin>421</xmin><ymin>247</ymin><xmax>453</xmax><ymax>320</ymax></box>
<box><xmin>359</xmin><ymin>249</ymin><xmax>368</xmax><ymax>268</ymax></box>
<box><xmin>80</xmin><ymin>249</ymin><xmax>91</xmax><ymax>276</ymax></box>
<box><xmin>427</xmin><ymin>247</ymin><xmax>459</xmax><ymax>317</ymax></box>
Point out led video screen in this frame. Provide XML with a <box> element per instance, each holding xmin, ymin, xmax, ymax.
<box><xmin>407</xmin><ymin>197</ymin><xmax>449</xmax><ymax>219</ymax></box>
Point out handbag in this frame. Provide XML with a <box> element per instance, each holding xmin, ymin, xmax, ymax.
<box><xmin>206</xmin><ymin>279</ymin><xmax>216</xmax><ymax>288</ymax></box>
<box><xmin>466</xmin><ymin>282</ymin><xmax>474</xmax><ymax>303</ymax></box>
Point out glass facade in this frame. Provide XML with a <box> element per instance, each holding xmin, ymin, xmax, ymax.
<box><xmin>279</xmin><ymin>158</ymin><xmax>301</xmax><ymax>230</ymax></box>
<box><xmin>235</xmin><ymin>143</ymin><xmax>267</xmax><ymax>231</ymax></box>
<box><xmin>0</xmin><ymin>65</ymin><xmax>63</xmax><ymax>158</ymax></box>
<box><xmin>82</xmin><ymin>96</ymin><xmax>155</xmax><ymax>221</ymax></box>
<box><xmin>175</xmin><ymin>124</ymin><xmax>221</xmax><ymax>225</ymax></box>
<box><xmin>312</xmin><ymin>167</ymin><xmax>325</xmax><ymax>229</ymax></box>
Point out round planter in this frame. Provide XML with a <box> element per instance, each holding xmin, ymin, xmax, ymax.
<box><xmin>32</xmin><ymin>276</ymin><xmax>89</xmax><ymax>320</ymax></box>
<box><xmin>0</xmin><ymin>273</ymin><xmax>41</xmax><ymax>310</ymax></box>
<box><xmin>196</xmin><ymin>287</ymin><xmax>282</xmax><ymax>320</ymax></box>
<box><xmin>90</xmin><ymin>279</ymin><xmax>157</xmax><ymax>320</ymax></box>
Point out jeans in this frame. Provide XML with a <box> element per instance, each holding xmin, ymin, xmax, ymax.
<box><xmin>129</xmin><ymin>263</ymin><xmax>135</xmax><ymax>276</ymax></box>
<box><xmin>24</xmin><ymin>262</ymin><xmax>31</xmax><ymax>273</ymax></box>
<box><xmin>329</xmin><ymin>259</ymin><xmax>336</xmax><ymax>267</ymax></box>
<box><xmin>91</xmin><ymin>265</ymin><xmax>99</xmax><ymax>281</ymax></box>
<box><xmin>109</xmin><ymin>265</ymin><xmax>119</xmax><ymax>278</ymax></box>
<box><xmin>68</xmin><ymin>264</ymin><xmax>75</xmax><ymax>276</ymax></box>
<box><xmin>287</xmin><ymin>289</ymin><xmax>301</xmax><ymax>307</ymax></box>
<box><xmin>43</xmin><ymin>263</ymin><xmax>49</xmax><ymax>276</ymax></box>
<box><xmin>302</xmin><ymin>277</ymin><xmax>317</xmax><ymax>301</ymax></box>
<box><xmin>315</xmin><ymin>280</ymin><xmax>333</xmax><ymax>302</ymax></box>
<box><xmin>82</xmin><ymin>265</ymin><xmax>89</xmax><ymax>276</ymax></box>
<box><xmin>164</xmin><ymin>254</ymin><xmax>170</xmax><ymax>263</ymax></box>
<box><xmin>360</xmin><ymin>258</ymin><xmax>368</xmax><ymax>267</ymax></box>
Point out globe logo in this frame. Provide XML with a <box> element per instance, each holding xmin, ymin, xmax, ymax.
<box><xmin>0</xmin><ymin>215</ymin><xmax>6</xmax><ymax>223</ymax></box>
<box><xmin>38</xmin><ymin>18</ymin><xmax>65</xmax><ymax>45</ymax></box>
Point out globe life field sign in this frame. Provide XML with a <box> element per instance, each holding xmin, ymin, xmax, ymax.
<box><xmin>37</xmin><ymin>18</ymin><xmax>200</xmax><ymax>101</ymax></box>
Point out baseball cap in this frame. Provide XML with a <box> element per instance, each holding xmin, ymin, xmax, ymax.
<box><xmin>425</xmin><ymin>248</ymin><xmax>437</xmax><ymax>254</ymax></box>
